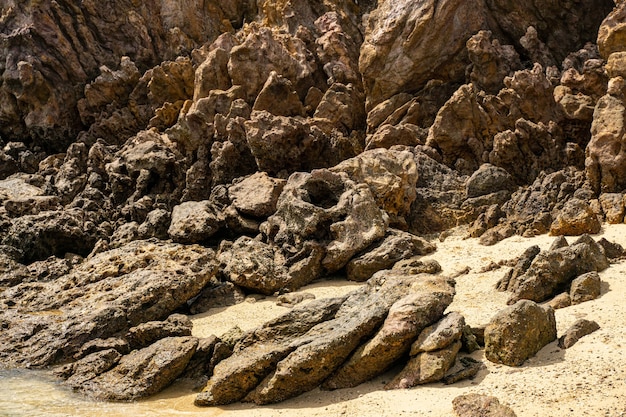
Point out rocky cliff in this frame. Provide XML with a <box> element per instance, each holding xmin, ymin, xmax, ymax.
<box><xmin>1</xmin><ymin>0</ymin><xmax>625</xmax><ymax>410</ymax></box>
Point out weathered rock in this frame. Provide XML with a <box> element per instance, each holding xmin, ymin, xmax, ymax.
<box><xmin>506</xmin><ymin>235</ymin><xmax>609</xmax><ymax>304</ymax></box>
<box><xmin>196</xmin><ymin>272</ymin><xmax>454</xmax><ymax>406</ymax></box>
<box><xmin>346</xmin><ymin>229</ymin><xmax>436</xmax><ymax>282</ymax></box>
<box><xmin>252</xmin><ymin>71</ymin><xmax>305</xmax><ymax>117</ymax></box>
<box><xmin>59</xmin><ymin>349</ymin><xmax>122</xmax><ymax>387</ymax></box>
<box><xmin>168</xmin><ymin>201</ymin><xmax>223</xmax><ymax>243</ymax></box>
<box><xmin>547</xmin><ymin>292</ymin><xmax>572</xmax><ymax>310</ymax></box>
<box><xmin>392</xmin><ymin>258</ymin><xmax>442</xmax><ymax>275</ymax></box>
<box><xmin>557</xmin><ymin>319</ymin><xmax>600</xmax><ymax>349</ymax></box>
<box><xmin>1</xmin><ymin>209</ymin><xmax>99</xmax><ymax>263</ymax></box>
<box><xmin>599</xmin><ymin>193</ymin><xmax>626</xmax><ymax>223</ymax></box>
<box><xmin>182</xmin><ymin>335</ymin><xmax>233</xmax><ymax>383</ymax></box>
<box><xmin>264</xmin><ymin>169</ymin><xmax>387</xmax><ymax>274</ymax></box>
<box><xmin>466</xmin><ymin>30</ymin><xmax>522</xmax><ymax>94</ymax></box>
<box><xmin>452</xmin><ymin>393</ymin><xmax>517</xmax><ymax>417</ymax></box>
<box><xmin>385</xmin><ymin>341</ymin><xmax>461</xmax><ymax>389</ymax></box>
<box><xmin>485</xmin><ymin>300</ymin><xmax>556</xmax><ymax>366</ymax></box>
<box><xmin>549</xmin><ymin>198</ymin><xmax>601</xmax><ymax>236</ymax></box>
<box><xmin>597</xmin><ymin>237</ymin><xmax>626</xmax><ymax>259</ymax></box>
<box><xmin>598</xmin><ymin>2</ymin><xmax>626</xmax><ymax>59</ymax></box>
<box><xmin>126</xmin><ymin>314</ymin><xmax>193</xmax><ymax>350</ymax></box>
<box><xmin>410</xmin><ymin>312</ymin><xmax>465</xmax><ymax>355</ymax></box>
<box><xmin>331</xmin><ymin>148</ymin><xmax>418</xmax><ymax>226</ymax></box>
<box><xmin>276</xmin><ymin>292</ymin><xmax>316</xmax><ymax>308</ymax></box>
<box><xmin>228</xmin><ymin>172</ymin><xmax>286</xmax><ymax>218</ymax></box>
<box><xmin>70</xmin><ymin>337</ymin><xmax>198</xmax><ymax>400</ymax></box>
<box><xmin>466</xmin><ymin>164</ymin><xmax>517</xmax><ymax>199</ymax></box>
<box><xmin>0</xmin><ymin>240</ymin><xmax>217</xmax><ymax>367</ymax></box>
<box><xmin>570</xmin><ymin>271</ymin><xmax>602</xmax><ymax>305</ymax></box>
<box><xmin>443</xmin><ymin>356</ymin><xmax>483</xmax><ymax>385</ymax></box>
<box><xmin>74</xmin><ymin>338</ymin><xmax>130</xmax><ymax>360</ymax></box>
<box><xmin>322</xmin><ymin>288</ymin><xmax>454</xmax><ymax>390</ymax></box>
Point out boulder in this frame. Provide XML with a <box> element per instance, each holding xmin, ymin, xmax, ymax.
<box><xmin>346</xmin><ymin>229</ymin><xmax>436</xmax><ymax>282</ymax></box>
<box><xmin>485</xmin><ymin>300</ymin><xmax>556</xmax><ymax>366</ymax></box>
<box><xmin>228</xmin><ymin>172</ymin><xmax>286</xmax><ymax>218</ymax></box>
<box><xmin>465</xmin><ymin>164</ymin><xmax>517</xmax><ymax>199</ymax></box>
<box><xmin>67</xmin><ymin>337</ymin><xmax>198</xmax><ymax>400</ymax></box>
<box><xmin>410</xmin><ymin>312</ymin><xmax>465</xmax><ymax>355</ymax></box>
<box><xmin>569</xmin><ymin>271</ymin><xmax>602</xmax><ymax>305</ymax></box>
<box><xmin>168</xmin><ymin>201</ymin><xmax>223</xmax><ymax>243</ymax></box>
<box><xmin>549</xmin><ymin>198</ymin><xmax>601</xmax><ymax>236</ymax></box>
<box><xmin>0</xmin><ymin>240</ymin><xmax>217</xmax><ymax>367</ymax></box>
<box><xmin>506</xmin><ymin>235</ymin><xmax>609</xmax><ymax>304</ymax></box>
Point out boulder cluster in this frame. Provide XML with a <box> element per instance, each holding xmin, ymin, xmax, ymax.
<box><xmin>1</xmin><ymin>0</ymin><xmax>625</xmax><ymax>413</ymax></box>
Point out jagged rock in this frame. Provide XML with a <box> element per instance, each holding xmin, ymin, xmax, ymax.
<box><xmin>599</xmin><ymin>193</ymin><xmax>626</xmax><ymax>223</ymax></box>
<box><xmin>392</xmin><ymin>258</ymin><xmax>442</xmax><ymax>275</ymax></box>
<box><xmin>466</xmin><ymin>30</ymin><xmax>522</xmax><ymax>94</ymax></box>
<box><xmin>443</xmin><ymin>356</ymin><xmax>483</xmax><ymax>385</ymax></box>
<box><xmin>365</xmin><ymin>124</ymin><xmax>425</xmax><ymax>151</ymax></box>
<box><xmin>452</xmin><ymin>394</ymin><xmax>517</xmax><ymax>417</ymax></box>
<box><xmin>314</xmin><ymin>82</ymin><xmax>366</xmax><ymax>132</ymax></box>
<box><xmin>228</xmin><ymin>172</ymin><xmax>286</xmax><ymax>218</ymax></box>
<box><xmin>59</xmin><ymin>349</ymin><xmax>122</xmax><ymax>387</ymax></box>
<box><xmin>126</xmin><ymin>314</ymin><xmax>193</xmax><ymax>350</ymax></box>
<box><xmin>322</xmin><ymin>289</ymin><xmax>454</xmax><ymax>390</ymax></box>
<box><xmin>264</xmin><ymin>169</ymin><xmax>387</xmax><ymax>274</ymax></box>
<box><xmin>1</xmin><ymin>209</ymin><xmax>99</xmax><ymax>263</ymax></box>
<box><xmin>496</xmin><ymin>245</ymin><xmax>541</xmax><ymax>292</ymax></box>
<box><xmin>466</xmin><ymin>204</ymin><xmax>504</xmax><ymax>239</ymax></box>
<box><xmin>570</xmin><ymin>271</ymin><xmax>602</xmax><ymax>305</ymax></box>
<box><xmin>196</xmin><ymin>272</ymin><xmax>454</xmax><ymax>406</ymax></box>
<box><xmin>597</xmin><ymin>237</ymin><xmax>626</xmax><ymax>259</ymax></box>
<box><xmin>331</xmin><ymin>148</ymin><xmax>417</xmax><ymax>226</ymax></box>
<box><xmin>598</xmin><ymin>1</ymin><xmax>626</xmax><ymax>59</ymax></box>
<box><xmin>410</xmin><ymin>312</ymin><xmax>465</xmax><ymax>355</ymax></box>
<box><xmin>252</xmin><ymin>71</ymin><xmax>305</xmax><ymax>117</ymax></box>
<box><xmin>137</xmin><ymin>208</ymin><xmax>171</xmax><ymax>239</ymax></box>
<box><xmin>0</xmin><ymin>0</ymin><xmax>233</xmax><ymax>151</ymax></box>
<box><xmin>0</xmin><ymin>240</ymin><xmax>217</xmax><ymax>367</ymax></box>
<box><xmin>168</xmin><ymin>201</ymin><xmax>223</xmax><ymax>243</ymax></box>
<box><xmin>557</xmin><ymin>319</ymin><xmax>600</xmax><ymax>349</ymax></box>
<box><xmin>74</xmin><ymin>338</ymin><xmax>130</xmax><ymax>360</ymax></box>
<box><xmin>366</xmin><ymin>93</ymin><xmax>413</xmax><ymax>132</ymax></box>
<box><xmin>346</xmin><ymin>229</ymin><xmax>436</xmax><ymax>282</ymax></box>
<box><xmin>485</xmin><ymin>300</ymin><xmax>556</xmax><ymax>366</ymax></box>
<box><xmin>68</xmin><ymin>337</ymin><xmax>198</xmax><ymax>400</ymax></box>
<box><xmin>549</xmin><ymin>198</ymin><xmax>601</xmax><ymax>236</ymax></box>
<box><xmin>189</xmin><ymin>281</ymin><xmax>247</xmax><ymax>315</ymax></box>
<box><xmin>505</xmin><ymin>235</ymin><xmax>609</xmax><ymax>304</ymax></box>
<box><xmin>466</xmin><ymin>164</ymin><xmax>517</xmax><ymax>199</ymax></box>
<box><xmin>385</xmin><ymin>341</ymin><xmax>461</xmax><ymax>389</ymax></box>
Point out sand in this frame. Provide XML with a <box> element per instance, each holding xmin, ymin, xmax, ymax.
<box><xmin>3</xmin><ymin>225</ymin><xmax>626</xmax><ymax>417</ymax></box>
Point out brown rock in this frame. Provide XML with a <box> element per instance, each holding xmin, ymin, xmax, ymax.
<box><xmin>252</xmin><ymin>71</ymin><xmax>305</xmax><ymax>117</ymax></box>
<box><xmin>485</xmin><ymin>300</ymin><xmax>556</xmax><ymax>366</ymax></box>
<box><xmin>599</xmin><ymin>193</ymin><xmax>626</xmax><ymax>223</ymax></box>
<box><xmin>168</xmin><ymin>201</ymin><xmax>223</xmax><ymax>243</ymax></box>
<box><xmin>549</xmin><ymin>198</ymin><xmax>601</xmax><ymax>236</ymax></box>
<box><xmin>228</xmin><ymin>172</ymin><xmax>286</xmax><ymax>218</ymax></box>
<box><xmin>570</xmin><ymin>271</ymin><xmax>602</xmax><ymax>304</ymax></box>
<box><xmin>557</xmin><ymin>319</ymin><xmax>600</xmax><ymax>349</ymax></box>
<box><xmin>410</xmin><ymin>312</ymin><xmax>465</xmax><ymax>355</ymax></box>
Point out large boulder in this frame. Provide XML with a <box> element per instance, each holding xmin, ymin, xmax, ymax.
<box><xmin>485</xmin><ymin>300</ymin><xmax>556</xmax><ymax>366</ymax></box>
<box><xmin>0</xmin><ymin>240</ymin><xmax>217</xmax><ymax>367</ymax></box>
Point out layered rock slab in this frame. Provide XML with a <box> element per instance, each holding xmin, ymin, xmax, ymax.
<box><xmin>196</xmin><ymin>271</ymin><xmax>455</xmax><ymax>406</ymax></box>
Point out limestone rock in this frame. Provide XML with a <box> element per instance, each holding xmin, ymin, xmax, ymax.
<box><xmin>485</xmin><ymin>300</ymin><xmax>556</xmax><ymax>366</ymax></box>
<box><xmin>228</xmin><ymin>172</ymin><xmax>286</xmax><ymax>218</ymax></box>
<box><xmin>506</xmin><ymin>235</ymin><xmax>609</xmax><ymax>304</ymax></box>
<box><xmin>168</xmin><ymin>201</ymin><xmax>223</xmax><ymax>243</ymax></box>
<box><xmin>70</xmin><ymin>337</ymin><xmax>198</xmax><ymax>400</ymax></box>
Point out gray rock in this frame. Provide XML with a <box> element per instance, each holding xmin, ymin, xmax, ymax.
<box><xmin>485</xmin><ymin>300</ymin><xmax>556</xmax><ymax>366</ymax></box>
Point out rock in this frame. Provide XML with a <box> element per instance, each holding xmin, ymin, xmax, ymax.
<box><xmin>557</xmin><ymin>319</ymin><xmax>601</xmax><ymax>349</ymax></box>
<box><xmin>252</xmin><ymin>71</ymin><xmax>305</xmax><ymax>117</ymax></box>
<box><xmin>59</xmin><ymin>349</ymin><xmax>122</xmax><ymax>387</ymax></box>
<box><xmin>495</xmin><ymin>245</ymin><xmax>540</xmax><ymax>292</ymax></box>
<box><xmin>599</xmin><ymin>193</ymin><xmax>625</xmax><ymax>223</ymax></box>
<box><xmin>443</xmin><ymin>356</ymin><xmax>483</xmax><ymax>385</ymax></box>
<box><xmin>126</xmin><ymin>314</ymin><xmax>193</xmax><ymax>350</ymax></box>
<box><xmin>168</xmin><ymin>201</ymin><xmax>223</xmax><ymax>243</ymax></box>
<box><xmin>183</xmin><ymin>335</ymin><xmax>233</xmax><ymax>384</ymax></box>
<box><xmin>549</xmin><ymin>198</ymin><xmax>602</xmax><ymax>236</ymax></box>
<box><xmin>0</xmin><ymin>240</ymin><xmax>217</xmax><ymax>367</ymax></box>
<box><xmin>452</xmin><ymin>393</ymin><xmax>517</xmax><ymax>417</ymax></box>
<box><xmin>196</xmin><ymin>272</ymin><xmax>454</xmax><ymax>406</ymax></box>
<box><xmin>365</xmin><ymin>124</ymin><xmax>425</xmax><ymax>151</ymax></box>
<box><xmin>137</xmin><ymin>208</ymin><xmax>171</xmax><ymax>239</ymax></box>
<box><xmin>392</xmin><ymin>258</ymin><xmax>442</xmax><ymax>275</ymax></box>
<box><xmin>597</xmin><ymin>237</ymin><xmax>626</xmax><ymax>259</ymax></box>
<box><xmin>331</xmin><ymin>148</ymin><xmax>418</xmax><ymax>226</ymax></box>
<box><xmin>1</xmin><ymin>209</ymin><xmax>99</xmax><ymax>263</ymax></box>
<box><xmin>276</xmin><ymin>292</ymin><xmax>316</xmax><ymax>308</ymax></box>
<box><xmin>410</xmin><ymin>312</ymin><xmax>465</xmax><ymax>355</ymax></box>
<box><xmin>506</xmin><ymin>235</ymin><xmax>609</xmax><ymax>304</ymax></box>
<box><xmin>264</xmin><ymin>169</ymin><xmax>387</xmax><ymax>274</ymax></box>
<box><xmin>547</xmin><ymin>293</ymin><xmax>572</xmax><ymax>310</ymax></box>
<box><xmin>570</xmin><ymin>271</ymin><xmax>602</xmax><ymax>305</ymax></box>
<box><xmin>69</xmin><ymin>337</ymin><xmax>198</xmax><ymax>400</ymax></box>
<box><xmin>484</xmin><ymin>300</ymin><xmax>556</xmax><ymax>366</ymax></box>
<box><xmin>346</xmin><ymin>229</ymin><xmax>436</xmax><ymax>282</ymax></box>
<box><xmin>322</xmin><ymin>288</ymin><xmax>454</xmax><ymax>390</ymax></box>
<box><xmin>189</xmin><ymin>281</ymin><xmax>247</xmax><ymax>315</ymax></box>
<box><xmin>466</xmin><ymin>30</ymin><xmax>522</xmax><ymax>94</ymax></box>
<box><xmin>466</xmin><ymin>164</ymin><xmax>517</xmax><ymax>199</ymax></box>
<box><xmin>598</xmin><ymin>2</ymin><xmax>626</xmax><ymax>59</ymax></box>
<box><xmin>385</xmin><ymin>341</ymin><xmax>461</xmax><ymax>389</ymax></box>
<box><xmin>228</xmin><ymin>172</ymin><xmax>286</xmax><ymax>218</ymax></box>
<box><xmin>74</xmin><ymin>338</ymin><xmax>130</xmax><ymax>360</ymax></box>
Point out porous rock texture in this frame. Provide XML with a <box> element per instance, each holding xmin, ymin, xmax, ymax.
<box><xmin>1</xmin><ymin>0</ymin><xmax>625</xmax><ymax>408</ymax></box>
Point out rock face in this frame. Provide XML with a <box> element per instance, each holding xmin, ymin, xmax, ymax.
<box><xmin>485</xmin><ymin>300</ymin><xmax>557</xmax><ymax>366</ymax></box>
